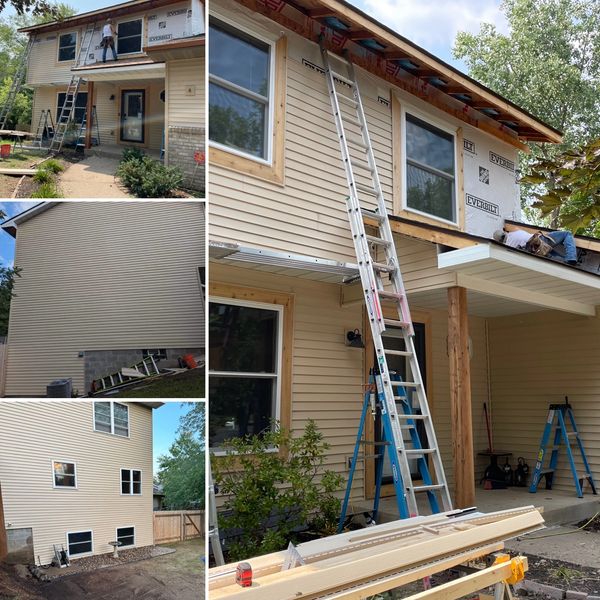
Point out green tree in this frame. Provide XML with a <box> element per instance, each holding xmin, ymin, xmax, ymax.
<box><xmin>453</xmin><ymin>0</ymin><xmax>600</xmax><ymax>232</ymax></box>
<box><xmin>0</xmin><ymin>266</ymin><xmax>21</xmax><ymax>337</ymax></box>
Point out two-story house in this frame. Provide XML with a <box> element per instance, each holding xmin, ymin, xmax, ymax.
<box><xmin>208</xmin><ymin>0</ymin><xmax>600</xmax><ymax>516</ymax></box>
<box><xmin>0</xmin><ymin>201</ymin><xmax>205</xmax><ymax>398</ymax></box>
<box><xmin>0</xmin><ymin>401</ymin><xmax>161</xmax><ymax>565</ymax></box>
<box><xmin>18</xmin><ymin>0</ymin><xmax>205</xmax><ymax>190</ymax></box>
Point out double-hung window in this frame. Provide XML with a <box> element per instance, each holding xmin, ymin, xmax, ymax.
<box><xmin>94</xmin><ymin>402</ymin><xmax>129</xmax><ymax>437</ymax></box>
<box><xmin>53</xmin><ymin>460</ymin><xmax>77</xmax><ymax>488</ymax></box>
<box><xmin>117</xmin><ymin>19</ymin><xmax>143</xmax><ymax>54</ymax></box>
<box><xmin>58</xmin><ymin>32</ymin><xmax>77</xmax><ymax>62</ymax></box>
<box><xmin>404</xmin><ymin>112</ymin><xmax>457</xmax><ymax>224</ymax></box>
<box><xmin>121</xmin><ymin>469</ymin><xmax>142</xmax><ymax>495</ymax></box>
<box><xmin>209</xmin><ymin>298</ymin><xmax>282</xmax><ymax>449</ymax></box>
<box><xmin>209</xmin><ymin>20</ymin><xmax>272</xmax><ymax>161</ymax></box>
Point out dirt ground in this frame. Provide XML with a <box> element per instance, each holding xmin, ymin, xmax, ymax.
<box><xmin>0</xmin><ymin>539</ymin><xmax>204</xmax><ymax>600</ymax></box>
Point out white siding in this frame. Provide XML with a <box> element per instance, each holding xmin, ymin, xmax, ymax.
<box><xmin>5</xmin><ymin>202</ymin><xmax>205</xmax><ymax>397</ymax></box>
<box><xmin>0</xmin><ymin>402</ymin><xmax>155</xmax><ymax>565</ymax></box>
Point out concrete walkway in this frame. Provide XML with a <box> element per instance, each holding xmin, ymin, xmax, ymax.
<box><xmin>59</xmin><ymin>155</ymin><xmax>132</xmax><ymax>198</ymax></box>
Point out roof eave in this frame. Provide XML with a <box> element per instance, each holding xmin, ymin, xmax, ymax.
<box><xmin>1</xmin><ymin>202</ymin><xmax>55</xmax><ymax>237</ymax></box>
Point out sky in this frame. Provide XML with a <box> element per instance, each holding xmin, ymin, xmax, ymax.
<box><xmin>0</xmin><ymin>201</ymin><xmax>38</xmax><ymax>268</ymax></box>
<box><xmin>153</xmin><ymin>401</ymin><xmax>197</xmax><ymax>475</ymax></box>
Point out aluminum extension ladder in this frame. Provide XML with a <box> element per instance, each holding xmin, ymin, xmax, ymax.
<box><xmin>0</xmin><ymin>35</ymin><xmax>35</xmax><ymax>131</ymax></box>
<box><xmin>91</xmin><ymin>354</ymin><xmax>160</xmax><ymax>394</ymax></box>
<box><xmin>76</xmin><ymin>105</ymin><xmax>100</xmax><ymax>149</ymax></box>
<box><xmin>320</xmin><ymin>39</ymin><xmax>452</xmax><ymax>519</ymax></box>
<box><xmin>530</xmin><ymin>398</ymin><xmax>597</xmax><ymax>498</ymax></box>
<box><xmin>50</xmin><ymin>23</ymin><xmax>96</xmax><ymax>153</ymax></box>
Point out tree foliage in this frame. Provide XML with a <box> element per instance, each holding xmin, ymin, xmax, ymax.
<box><xmin>453</xmin><ymin>0</ymin><xmax>600</xmax><ymax>234</ymax></box>
<box><xmin>0</xmin><ymin>266</ymin><xmax>21</xmax><ymax>337</ymax></box>
<box><xmin>213</xmin><ymin>420</ymin><xmax>343</xmax><ymax>561</ymax></box>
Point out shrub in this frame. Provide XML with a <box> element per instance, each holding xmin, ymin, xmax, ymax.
<box><xmin>121</xmin><ymin>147</ymin><xmax>146</xmax><ymax>163</ymax></box>
<box><xmin>31</xmin><ymin>182</ymin><xmax>62</xmax><ymax>198</ymax></box>
<box><xmin>42</xmin><ymin>159</ymin><xmax>64</xmax><ymax>174</ymax></box>
<box><xmin>213</xmin><ymin>420</ymin><xmax>344</xmax><ymax>561</ymax></box>
<box><xmin>116</xmin><ymin>155</ymin><xmax>183</xmax><ymax>197</ymax></box>
<box><xmin>33</xmin><ymin>169</ymin><xmax>52</xmax><ymax>184</ymax></box>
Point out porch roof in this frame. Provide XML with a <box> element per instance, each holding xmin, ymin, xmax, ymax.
<box><xmin>72</xmin><ymin>61</ymin><xmax>165</xmax><ymax>81</ymax></box>
<box><xmin>438</xmin><ymin>244</ymin><xmax>600</xmax><ymax>317</ymax></box>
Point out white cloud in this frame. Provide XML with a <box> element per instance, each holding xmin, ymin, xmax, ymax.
<box><xmin>354</xmin><ymin>0</ymin><xmax>508</xmax><ymax>58</ymax></box>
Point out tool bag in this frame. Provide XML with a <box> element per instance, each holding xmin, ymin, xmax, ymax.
<box><xmin>526</xmin><ymin>232</ymin><xmax>554</xmax><ymax>256</ymax></box>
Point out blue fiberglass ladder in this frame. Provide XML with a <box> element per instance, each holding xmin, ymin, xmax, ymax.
<box><xmin>319</xmin><ymin>39</ymin><xmax>452</xmax><ymax>530</ymax></box>
<box><xmin>530</xmin><ymin>398</ymin><xmax>597</xmax><ymax>498</ymax></box>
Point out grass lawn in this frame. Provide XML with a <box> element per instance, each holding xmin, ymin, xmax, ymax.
<box><xmin>109</xmin><ymin>368</ymin><xmax>205</xmax><ymax>398</ymax></box>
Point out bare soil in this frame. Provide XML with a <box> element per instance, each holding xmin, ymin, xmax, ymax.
<box><xmin>524</xmin><ymin>554</ymin><xmax>600</xmax><ymax>594</ymax></box>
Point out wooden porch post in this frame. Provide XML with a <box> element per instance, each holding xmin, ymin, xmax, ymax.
<box><xmin>447</xmin><ymin>286</ymin><xmax>475</xmax><ymax>508</ymax></box>
<box><xmin>85</xmin><ymin>81</ymin><xmax>94</xmax><ymax>150</ymax></box>
<box><xmin>0</xmin><ymin>484</ymin><xmax>7</xmax><ymax>561</ymax></box>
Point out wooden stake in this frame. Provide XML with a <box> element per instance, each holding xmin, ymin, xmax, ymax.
<box><xmin>0</xmin><ymin>484</ymin><xmax>7</xmax><ymax>561</ymax></box>
<box><xmin>447</xmin><ymin>286</ymin><xmax>475</xmax><ymax>508</ymax></box>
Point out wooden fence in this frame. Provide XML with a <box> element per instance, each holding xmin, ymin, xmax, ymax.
<box><xmin>153</xmin><ymin>510</ymin><xmax>204</xmax><ymax>544</ymax></box>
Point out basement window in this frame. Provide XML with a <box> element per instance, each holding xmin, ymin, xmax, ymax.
<box><xmin>117</xmin><ymin>18</ymin><xmax>143</xmax><ymax>55</ymax></box>
<box><xmin>209</xmin><ymin>20</ymin><xmax>272</xmax><ymax>161</ymax></box>
<box><xmin>121</xmin><ymin>469</ymin><xmax>142</xmax><ymax>495</ymax></box>
<box><xmin>209</xmin><ymin>297</ymin><xmax>282</xmax><ymax>449</ymax></box>
<box><xmin>116</xmin><ymin>526</ymin><xmax>135</xmax><ymax>547</ymax></box>
<box><xmin>52</xmin><ymin>460</ymin><xmax>77</xmax><ymax>488</ymax></box>
<box><xmin>403</xmin><ymin>112</ymin><xmax>457</xmax><ymax>224</ymax></box>
<box><xmin>94</xmin><ymin>402</ymin><xmax>129</xmax><ymax>437</ymax></box>
<box><xmin>58</xmin><ymin>32</ymin><xmax>77</xmax><ymax>62</ymax></box>
<box><xmin>142</xmin><ymin>349</ymin><xmax>167</xmax><ymax>360</ymax></box>
<box><xmin>67</xmin><ymin>531</ymin><xmax>93</xmax><ymax>557</ymax></box>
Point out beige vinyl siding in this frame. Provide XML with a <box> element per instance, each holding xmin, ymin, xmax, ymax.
<box><xmin>489</xmin><ymin>310</ymin><xmax>600</xmax><ymax>492</ymax></box>
<box><xmin>94</xmin><ymin>82</ymin><xmax>119</xmax><ymax>145</ymax></box>
<box><xmin>166</xmin><ymin>57</ymin><xmax>204</xmax><ymax>128</ymax></box>
<box><xmin>0</xmin><ymin>402</ymin><xmax>154</xmax><ymax>565</ymax></box>
<box><xmin>211</xmin><ymin>263</ymin><xmax>366</xmax><ymax>504</ymax></box>
<box><xmin>5</xmin><ymin>202</ymin><xmax>204</xmax><ymax>397</ymax></box>
<box><xmin>27</xmin><ymin>30</ymin><xmax>80</xmax><ymax>85</ymax></box>
<box><xmin>30</xmin><ymin>85</ymin><xmax>90</xmax><ymax>136</ymax></box>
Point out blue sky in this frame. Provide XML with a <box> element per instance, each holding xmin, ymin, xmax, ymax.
<box><xmin>0</xmin><ymin>201</ymin><xmax>39</xmax><ymax>268</ymax></box>
<box><xmin>153</xmin><ymin>401</ymin><xmax>202</xmax><ymax>476</ymax></box>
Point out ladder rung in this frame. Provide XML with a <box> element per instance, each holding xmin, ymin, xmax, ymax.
<box><xmin>366</xmin><ymin>235</ymin><xmax>391</xmax><ymax>246</ymax></box>
<box><xmin>337</xmin><ymin>94</ymin><xmax>358</xmax><ymax>107</ymax></box>
<box><xmin>567</xmin><ymin>432</ymin><xmax>578</xmax><ymax>437</ymax></box>
<box><xmin>384</xmin><ymin>349</ymin><xmax>413</xmax><ymax>357</ymax></box>
<box><xmin>331</xmin><ymin>70</ymin><xmax>355</xmax><ymax>87</ymax></box>
<box><xmin>361</xmin><ymin>208</ymin><xmax>385</xmax><ymax>222</ymax></box>
<box><xmin>383</xmin><ymin>318</ymin><xmax>411</xmax><ymax>329</ymax></box>
<box><xmin>343</xmin><ymin>115</ymin><xmax>363</xmax><ymax>128</ymax></box>
<box><xmin>356</xmin><ymin>182</ymin><xmax>378</xmax><ymax>196</ymax></box>
<box><xmin>391</xmin><ymin>381</ymin><xmax>420</xmax><ymax>388</ymax></box>
<box><xmin>414</xmin><ymin>484</ymin><xmax>445</xmax><ymax>492</ymax></box>
<box><xmin>350</xmin><ymin>159</ymin><xmax>373</xmax><ymax>173</ymax></box>
<box><xmin>378</xmin><ymin>290</ymin><xmax>404</xmax><ymax>301</ymax></box>
<box><xmin>372</xmin><ymin>262</ymin><xmax>396</xmax><ymax>273</ymax></box>
<box><xmin>404</xmin><ymin>449</ymin><xmax>436</xmax><ymax>455</ymax></box>
<box><xmin>396</xmin><ymin>413</ymin><xmax>426</xmax><ymax>420</ymax></box>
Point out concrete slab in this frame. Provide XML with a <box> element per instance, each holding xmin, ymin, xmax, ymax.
<box><xmin>59</xmin><ymin>155</ymin><xmax>132</xmax><ymax>198</ymax></box>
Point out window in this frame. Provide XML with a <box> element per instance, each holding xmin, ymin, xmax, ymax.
<box><xmin>56</xmin><ymin>92</ymin><xmax>87</xmax><ymax>125</ymax></box>
<box><xmin>67</xmin><ymin>531</ymin><xmax>92</xmax><ymax>557</ymax></box>
<box><xmin>209</xmin><ymin>20</ymin><xmax>272</xmax><ymax>161</ymax></box>
<box><xmin>94</xmin><ymin>402</ymin><xmax>129</xmax><ymax>437</ymax></box>
<box><xmin>142</xmin><ymin>349</ymin><xmax>167</xmax><ymax>360</ymax></box>
<box><xmin>121</xmin><ymin>469</ymin><xmax>142</xmax><ymax>495</ymax></box>
<box><xmin>117</xmin><ymin>19</ymin><xmax>143</xmax><ymax>55</ymax></box>
<box><xmin>404</xmin><ymin>112</ymin><xmax>457</xmax><ymax>223</ymax></box>
<box><xmin>198</xmin><ymin>267</ymin><xmax>206</xmax><ymax>301</ymax></box>
<box><xmin>53</xmin><ymin>461</ymin><xmax>77</xmax><ymax>488</ymax></box>
<box><xmin>58</xmin><ymin>32</ymin><xmax>77</xmax><ymax>62</ymax></box>
<box><xmin>116</xmin><ymin>526</ymin><xmax>135</xmax><ymax>547</ymax></box>
<box><xmin>209</xmin><ymin>298</ymin><xmax>282</xmax><ymax>448</ymax></box>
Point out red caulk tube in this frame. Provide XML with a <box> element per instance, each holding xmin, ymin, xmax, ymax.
<box><xmin>236</xmin><ymin>562</ymin><xmax>253</xmax><ymax>587</ymax></box>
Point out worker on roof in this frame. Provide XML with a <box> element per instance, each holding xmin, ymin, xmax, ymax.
<box><xmin>493</xmin><ymin>228</ymin><xmax>578</xmax><ymax>265</ymax></box>
<box><xmin>101</xmin><ymin>19</ymin><xmax>118</xmax><ymax>63</ymax></box>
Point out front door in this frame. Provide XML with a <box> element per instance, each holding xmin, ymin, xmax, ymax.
<box><xmin>120</xmin><ymin>90</ymin><xmax>145</xmax><ymax>143</ymax></box>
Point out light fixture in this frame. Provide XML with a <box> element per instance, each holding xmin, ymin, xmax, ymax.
<box><xmin>109</xmin><ymin>94</ymin><xmax>115</xmax><ymax>101</ymax></box>
<box><xmin>346</xmin><ymin>329</ymin><xmax>365</xmax><ymax>348</ymax></box>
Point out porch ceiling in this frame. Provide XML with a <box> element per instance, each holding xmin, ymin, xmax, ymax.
<box><xmin>73</xmin><ymin>62</ymin><xmax>165</xmax><ymax>82</ymax></box>
<box><xmin>438</xmin><ymin>244</ymin><xmax>600</xmax><ymax>317</ymax></box>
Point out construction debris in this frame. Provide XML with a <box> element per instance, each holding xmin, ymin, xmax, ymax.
<box><xmin>209</xmin><ymin>506</ymin><xmax>544</xmax><ymax>600</ymax></box>
<box><xmin>0</xmin><ymin>168</ymin><xmax>37</xmax><ymax>175</ymax></box>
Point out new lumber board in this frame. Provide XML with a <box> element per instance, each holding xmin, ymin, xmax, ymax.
<box><xmin>0</xmin><ymin>168</ymin><xmax>36</xmax><ymax>175</ymax></box>
<box><xmin>209</xmin><ymin>509</ymin><xmax>544</xmax><ymax>599</ymax></box>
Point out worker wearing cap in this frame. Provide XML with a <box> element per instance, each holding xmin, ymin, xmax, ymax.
<box><xmin>493</xmin><ymin>228</ymin><xmax>578</xmax><ymax>265</ymax></box>
<box><xmin>102</xmin><ymin>19</ymin><xmax>118</xmax><ymax>63</ymax></box>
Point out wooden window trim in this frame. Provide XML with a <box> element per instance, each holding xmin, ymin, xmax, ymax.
<box><xmin>209</xmin><ymin>35</ymin><xmax>287</xmax><ymax>186</ymax></box>
<box><xmin>392</xmin><ymin>94</ymin><xmax>465</xmax><ymax>232</ymax></box>
<box><xmin>209</xmin><ymin>282</ymin><xmax>294</xmax><ymax>450</ymax></box>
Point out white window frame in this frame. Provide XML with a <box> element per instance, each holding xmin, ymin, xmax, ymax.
<box><xmin>116</xmin><ymin>525</ymin><xmax>136</xmax><ymax>548</ymax></box>
<box><xmin>51</xmin><ymin>459</ymin><xmax>78</xmax><ymax>489</ymax></box>
<box><xmin>208</xmin><ymin>16</ymin><xmax>277</xmax><ymax>166</ymax></box>
<box><xmin>120</xmin><ymin>468</ymin><xmax>143</xmax><ymax>496</ymax></box>
<box><xmin>57</xmin><ymin>30</ymin><xmax>78</xmax><ymax>62</ymax></box>
<box><xmin>400</xmin><ymin>103</ymin><xmax>459</xmax><ymax>226</ymax></box>
<box><xmin>116</xmin><ymin>17</ymin><xmax>144</xmax><ymax>56</ymax></box>
<box><xmin>209</xmin><ymin>296</ymin><xmax>284</xmax><ymax>455</ymax></box>
<box><xmin>93</xmin><ymin>401</ymin><xmax>130</xmax><ymax>438</ymax></box>
<box><xmin>66</xmin><ymin>530</ymin><xmax>94</xmax><ymax>558</ymax></box>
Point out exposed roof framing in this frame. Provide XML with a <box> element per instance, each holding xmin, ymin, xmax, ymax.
<box><xmin>233</xmin><ymin>0</ymin><xmax>562</xmax><ymax>145</ymax></box>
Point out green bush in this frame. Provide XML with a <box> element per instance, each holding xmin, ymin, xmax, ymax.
<box><xmin>213</xmin><ymin>420</ymin><xmax>344</xmax><ymax>561</ymax></box>
<box><xmin>121</xmin><ymin>147</ymin><xmax>146</xmax><ymax>163</ymax></box>
<box><xmin>31</xmin><ymin>182</ymin><xmax>62</xmax><ymax>198</ymax></box>
<box><xmin>33</xmin><ymin>169</ymin><xmax>52</xmax><ymax>184</ymax></box>
<box><xmin>42</xmin><ymin>159</ymin><xmax>64</xmax><ymax>174</ymax></box>
<box><xmin>116</xmin><ymin>155</ymin><xmax>183</xmax><ymax>197</ymax></box>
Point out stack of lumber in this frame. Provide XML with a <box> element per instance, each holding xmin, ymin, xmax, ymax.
<box><xmin>209</xmin><ymin>506</ymin><xmax>544</xmax><ymax>600</ymax></box>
